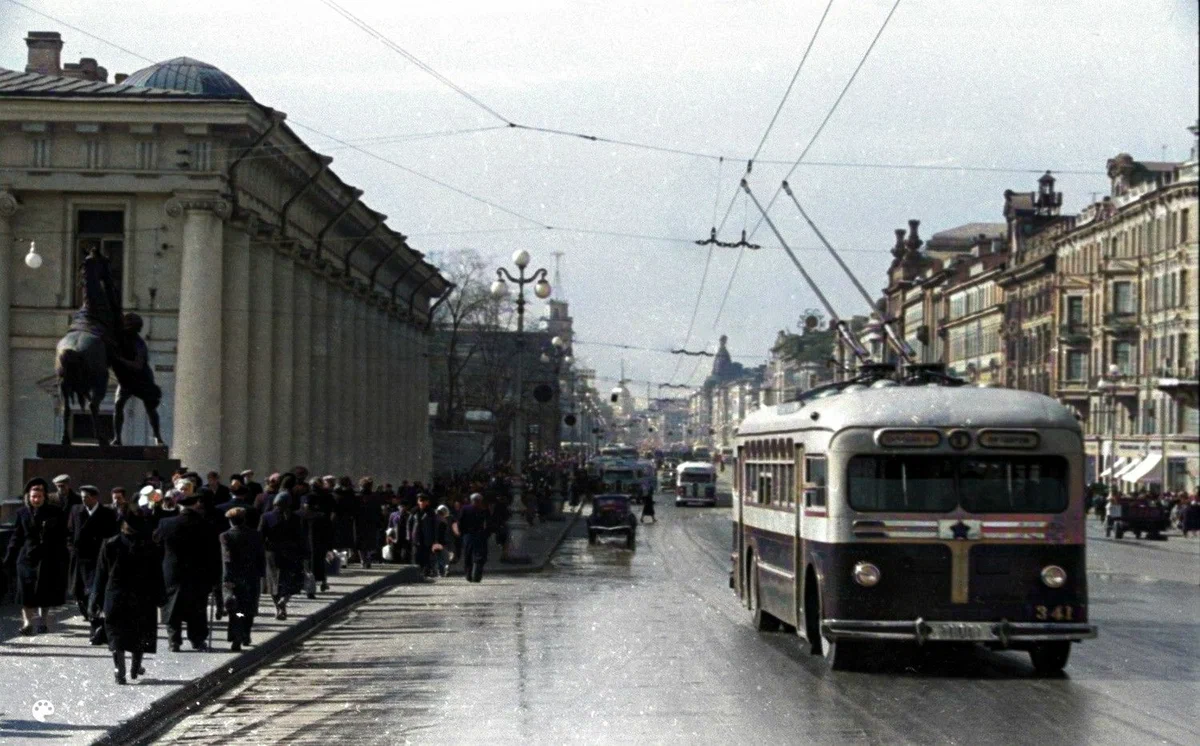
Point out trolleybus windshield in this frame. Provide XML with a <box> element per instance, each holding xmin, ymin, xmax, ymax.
<box><xmin>848</xmin><ymin>455</ymin><xmax>1068</xmax><ymax>513</ymax></box>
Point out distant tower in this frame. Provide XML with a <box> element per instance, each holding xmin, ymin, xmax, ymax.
<box><xmin>551</xmin><ymin>250</ymin><xmax>565</xmax><ymax>298</ymax></box>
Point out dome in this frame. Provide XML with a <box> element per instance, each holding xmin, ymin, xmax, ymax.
<box><xmin>122</xmin><ymin>57</ymin><xmax>253</xmax><ymax>100</ymax></box>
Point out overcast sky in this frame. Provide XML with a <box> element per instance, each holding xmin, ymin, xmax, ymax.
<box><xmin>3</xmin><ymin>0</ymin><xmax>1197</xmax><ymax>394</ymax></box>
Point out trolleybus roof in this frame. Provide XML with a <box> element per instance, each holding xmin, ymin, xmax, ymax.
<box><xmin>737</xmin><ymin>384</ymin><xmax>1079</xmax><ymax>437</ymax></box>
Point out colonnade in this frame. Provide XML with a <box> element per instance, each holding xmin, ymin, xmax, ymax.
<box><xmin>171</xmin><ymin>193</ymin><xmax>432</xmax><ymax>484</ymax></box>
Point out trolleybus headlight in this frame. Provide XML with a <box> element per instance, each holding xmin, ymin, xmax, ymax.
<box><xmin>853</xmin><ymin>562</ymin><xmax>881</xmax><ymax>587</ymax></box>
<box><xmin>1040</xmin><ymin>565</ymin><xmax>1067</xmax><ymax>589</ymax></box>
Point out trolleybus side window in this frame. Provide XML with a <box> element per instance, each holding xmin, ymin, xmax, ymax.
<box><xmin>804</xmin><ymin>456</ymin><xmax>827</xmax><ymax>508</ymax></box>
<box><xmin>959</xmin><ymin>456</ymin><xmax>1068</xmax><ymax>513</ymax></box>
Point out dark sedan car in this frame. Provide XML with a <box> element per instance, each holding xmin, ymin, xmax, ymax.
<box><xmin>588</xmin><ymin>494</ymin><xmax>637</xmax><ymax>549</ymax></box>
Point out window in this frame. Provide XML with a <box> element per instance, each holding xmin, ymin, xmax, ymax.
<box><xmin>189</xmin><ymin>140</ymin><xmax>213</xmax><ymax>171</ymax></box>
<box><xmin>958</xmin><ymin>457</ymin><xmax>1068</xmax><ymax>513</ymax></box>
<box><xmin>83</xmin><ymin>139</ymin><xmax>103</xmax><ymax>169</ymax></box>
<box><xmin>1113</xmin><ymin>340</ymin><xmax>1133</xmax><ymax>375</ymax></box>
<box><xmin>31</xmin><ymin>138</ymin><xmax>51</xmax><ymax>168</ymax></box>
<box><xmin>73</xmin><ymin>210</ymin><xmax>125</xmax><ymax>307</ymax></box>
<box><xmin>136</xmin><ymin>141</ymin><xmax>158</xmax><ymax>170</ymax></box>
<box><xmin>757</xmin><ymin>472</ymin><xmax>773</xmax><ymax>506</ymax></box>
<box><xmin>1067</xmin><ymin>351</ymin><xmax>1085</xmax><ymax>381</ymax></box>
<box><xmin>1112</xmin><ymin>281</ymin><xmax>1133</xmax><ymax>314</ymax></box>
<box><xmin>1182</xmin><ymin>208</ymin><xmax>1190</xmax><ymax>244</ymax></box>
<box><xmin>1066</xmin><ymin>296</ymin><xmax>1084</xmax><ymax>325</ymax></box>
<box><xmin>847</xmin><ymin>456</ymin><xmax>957</xmax><ymax>512</ymax></box>
<box><xmin>804</xmin><ymin>456</ymin><xmax>827</xmax><ymax>508</ymax></box>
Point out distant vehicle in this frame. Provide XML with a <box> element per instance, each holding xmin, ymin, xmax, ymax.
<box><xmin>731</xmin><ymin>375</ymin><xmax>1096</xmax><ymax>674</ymax></box>
<box><xmin>600</xmin><ymin>444</ymin><xmax>639</xmax><ymax>461</ymax></box>
<box><xmin>1104</xmin><ymin>496</ymin><xmax>1169</xmax><ymax>540</ymax></box>
<box><xmin>588</xmin><ymin>493</ymin><xmax>637</xmax><ymax>549</ymax></box>
<box><xmin>600</xmin><ymin>463</ymin><xmax>639</xmax><ymax>499</ymax></box>
<box><xmin>675</xmin><ymin>462</ymin><xmax>717</xmax><ymax>506</ymax></box>
<box><xmin>692</xmin><ymin>446</ymin><xmax>712</xmax><ymax>461</ymax></box>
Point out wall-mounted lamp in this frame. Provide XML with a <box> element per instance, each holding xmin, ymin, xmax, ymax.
<box><xmin>24</xmin><ymin>240</ymin><xmax>43</xmax><ymax>269</ymax></box>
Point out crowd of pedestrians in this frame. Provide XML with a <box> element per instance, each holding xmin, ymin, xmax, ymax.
<box><xmin>1089</xmin><ymin>485</ymin><xmax>1200</xmax><ymax>536</ymax></box>
<box><xmin>3</xmin><ymin>456</ymin><xmax>581</xmax><ymax>686</ymax></box>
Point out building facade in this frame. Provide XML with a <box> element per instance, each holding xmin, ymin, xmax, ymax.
<box><xmin>1</xmin><ymin>33</ymin><xmax>449</xmax><ymax>494</ymax></box>
<box><xmin>853</xmin><ymin>132</ymin><xmax>1199</xmax><ymax>491</ymax></box>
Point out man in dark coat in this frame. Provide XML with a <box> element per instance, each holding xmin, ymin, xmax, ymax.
<box><xmin>241</xmin><ymin>470</ymin><xmax>264</xmax><ymax>504</ymax></box>
<box><xmin>259</xmin><ymin>493</ymin><xmax>306</xmax><ymax>620</ymax></box>
<box><xmin>4</xmin><ymin>478</ymin><xmax>70</xmax><ymax>633</ymax></box>
<box><xmin>220</xmin><ymin>507</ymin><xmax>265</xmax><ymax>651</ymax></box>
<box><xmin>454</xmin><ymin>493</ymin><xmax>491</xmax><ymax>583</ymax></box>
<box><xmin>302</xmin><ymin>477</ymin><xmax>335</xmax><ymax>594</ymax></box>
<box><xmin>154</xmin><ymin>490</ymin><xmax>220</xmax><ymax>652</ymax></box>
<box><xmin>215</xmin><ymin>482</ymin><xmax>260</xmax><ymax>537</ymax></box>
<box><xmin>410</xmin><ymin>494</ymin><xmax>439</xmax><ymax>577</ymax></box>
<box><xmin>90</xmin><ymin>513</ymin><xmax>164</xmax><ymax>684</ymax></box>
<box><xmin>355</xmin><ymin>478</ymin><xmax>383</xmax><ymax>569</ymax></box>
<box><xmin>254</xmin><ymin>472</ymin><xmax>282</xmax><ymax>517</ymax></box>
<box><xmin>66</xmin><ymin>485</ymin><xmax>118</xmax><ymax>627</ymax></box>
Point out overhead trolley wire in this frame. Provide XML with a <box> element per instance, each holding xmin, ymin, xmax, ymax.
<box><xmin>747</xmin><ymin>0</ymin><xmax>905</xmax><ymax>241</ymax></box>
<box><xmin>711</xmin><ymin>0</ymin><xmax>903</xmax><ymax>331</ymax></box>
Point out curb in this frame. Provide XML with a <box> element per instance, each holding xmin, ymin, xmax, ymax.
<box><xmin>493</xmin><ymin>502</ymin><xmax>585</xmax><ymax>575</ymax></box>
<box><xmin>94</xmin><ymin>565</ymin><xmax>426</xmax><ymax>746</ymax></box>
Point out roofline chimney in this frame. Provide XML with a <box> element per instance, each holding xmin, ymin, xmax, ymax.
<box><xmin>25</xmin><ymin>31</ymin><xmax>63</xmax><ymax>76</ymax></box>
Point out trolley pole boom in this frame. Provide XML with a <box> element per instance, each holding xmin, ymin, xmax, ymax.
<box><xmin>781</xmin><ymin>180</ymin><xmax>916</xmax><ymax>365</ymax></box>
<box><xmin>741</xmin><ymin>179</ymin><xmax>871</xmax><ymax>364</ymax></box>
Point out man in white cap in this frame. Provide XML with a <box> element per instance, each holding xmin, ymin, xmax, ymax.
<box><xmin>51</xmin><ymin>474</ymin><xmax>81</xmax><ymax>510</ymax></box>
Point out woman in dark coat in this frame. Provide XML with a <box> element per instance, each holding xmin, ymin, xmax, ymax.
<box><xmin>4</xmin><ymin>478</ymin><xmax>69</xmax><ymax>635</ymax></box>
<box><xmin>302</xmin><ymin>478</ymin><xmax>334</xmax><ymax>593</ymax></box>
<box><xmin>90</xmin><ymin>513</ymin><xmax>164</xmax><ymax>684</ymax></box>
<box><xmin>259</xmin><ymin>492</ymin><xmax>305</xmax><ymax>620</ymax></box>
<box><xmin>331</xmin><ymin>477</ymin><xmax>359</xmax><ymax>555</ymax></box>
<box><xmin>220</xmin><ymin>507</ymin><xmax>265</xmax><ymax>650</ymax></box>
<box><xmin>355</xmin><ymin>478</ymin><xmax>383</xmax><ymax>569</ymax></box>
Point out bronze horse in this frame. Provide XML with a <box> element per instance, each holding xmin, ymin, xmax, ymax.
<box><xmin>53</xmin><ymin>247</ymin><xmax>169</xmax><ymax>447</ymax></box>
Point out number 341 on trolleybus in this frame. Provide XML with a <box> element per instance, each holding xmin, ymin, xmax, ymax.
<box><xmin>731</xmin><ymin>380</ymin><xmax>1098</xmax><ymax>673</ymax></box>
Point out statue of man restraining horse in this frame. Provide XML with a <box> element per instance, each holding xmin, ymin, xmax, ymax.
<box><xmin>55</xmin><ymin>246</ymin><xmax>166</xmax><ymax>447</ymax></box>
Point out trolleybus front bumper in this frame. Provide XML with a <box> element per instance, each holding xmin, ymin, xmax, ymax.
<box><xmin>821</xmin><ymin>618</ymin><xmax>1098</xmax><ymax>646</ymax></box>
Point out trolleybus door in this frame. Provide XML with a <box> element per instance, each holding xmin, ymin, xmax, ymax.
<box><xmin>793</xmin><ymin>441</ymin><xmax>805</xmax><ymax>628</ymax></box>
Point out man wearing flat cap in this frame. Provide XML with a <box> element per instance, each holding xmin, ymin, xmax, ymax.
<box><xmin>154</xmin><ymin>484</ymin><xmax>221</xmax><ymax>652</ymax></box>
<box><xmin>50</xmin><ymin>474</ymin><xmax>82</xmax><ymax>510</ymax></box>
<box><xmin>66</xmin><ymin>485</ymin><xmax>118</xmax><ymax>627</ymax></box>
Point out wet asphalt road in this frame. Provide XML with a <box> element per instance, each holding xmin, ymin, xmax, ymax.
<box><xmin>155</xmin><ymin>497</ymin><xmax>1199</xmax><ymax>745</ymax></box>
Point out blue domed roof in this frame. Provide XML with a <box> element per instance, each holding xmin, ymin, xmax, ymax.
<box><xmin>122</xmin><ymin>57</ymin><xmax>253</xmax><ymax>100</ymax></box>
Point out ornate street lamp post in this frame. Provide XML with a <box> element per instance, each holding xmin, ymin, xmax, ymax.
<box><xmin>491</xmin><ymin>250</ymin><xmax>551</xmax><ymax>560</ymax></box>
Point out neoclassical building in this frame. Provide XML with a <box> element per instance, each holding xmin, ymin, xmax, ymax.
<box><xmin>1</xmin><ymin>32</ymin><xmax>449</xmax><ymax>495</ymax></box>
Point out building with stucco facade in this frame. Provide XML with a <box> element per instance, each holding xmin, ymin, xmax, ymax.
<box><xmin>1</xmin><ymin>32</ymin><xmax>449</xmax><ymax>495</ymax></box>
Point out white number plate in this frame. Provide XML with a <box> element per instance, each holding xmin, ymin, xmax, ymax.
<box><xmin>925</xmin><ymin>622</ymin><xmax>997</xmax><ymax>642</ymax></box>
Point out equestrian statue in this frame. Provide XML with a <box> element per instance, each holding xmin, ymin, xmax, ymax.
<box><xmin>54</xmin><ymin>247</ymin><xmax>165</xmax><ymax>447</ymax></box>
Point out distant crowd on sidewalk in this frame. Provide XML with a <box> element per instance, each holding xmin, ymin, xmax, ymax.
<box><xmin>2</xmin><ymin>453</ymin><xmax>585</xmax><ymax>686</ymax></box>
<box><xmin>1087</xmin><ymin>485</ymin><xmax>1200</xmax><ymax>536</ymax></box>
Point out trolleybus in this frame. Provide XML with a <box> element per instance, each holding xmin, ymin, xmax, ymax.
<box><xmin>731</xmin><ymin>372</ymin><xmax>1097</xmax><ymax>673</ymax></box>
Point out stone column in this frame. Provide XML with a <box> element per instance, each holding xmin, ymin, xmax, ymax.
<box><xmin>247</xmin><ymin>238</ymin><xmax>275</xmax><ymax>475</ymax></box>
<box><xmin>292</xmin><ymin>264</ymin><xmax>313</xmax><ymax>469</ymax></box>
<box><xmin>372</xmin><ymin>303</ymin><xmax>386</xmax><ymax>480</ymax></box>
<box><xmin>168</xmin><ymin>195</ymin><xmax>229</xmax><ymax>473</ymax></box>
<box><xmin>0</xmin><ymin>190</ymin><xmax>19</xmax><ymax>497</ymax></box>
<box><xmin>354</xmin><ymin>295</ymin><xmax>369</xmax><ymax>477</ymax></box>
<box><xmin>271</xmin><ymin>249</ymin><xmax>295</xmax><ymax>470</ymax></box>
<box><xmin>401</xmin><ymin>323</ymin><xmax>415</xmax><ymax>482</ymax></box>
<box><xmin>417</xmin><ymin>326</ymin><xmax>432</xmax><ymax>481</ymax></box>
<box><xmin>310</xmin><ymin>275</ymin><xmax>330</xmax><ymax>464</ymax></box>
<box><xmin>339</xmin><ymin>287</ymin><xmax>355</xmax><ymax>476</ymax></box>
<box><xmin>386</xmin><ymin>312</ymin><xmax>399</xmax><ymax>482</ymax></box>
<box><xmin>220</xmin><ymin>221</ymin><xmax>252</xmax><ymax>475</ymax></box>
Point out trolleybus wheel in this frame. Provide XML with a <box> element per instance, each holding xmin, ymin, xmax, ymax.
<box><xmin>626</xmin><ymin>531</ymin><xmax>636</xmax><ymax>550</ymax></box>
<box><xmin>812</xmin><ymin>580</ymin><xmax>857</xmax><ymax>670</ymax></box>
<box><xmin>1029</xmin><ymin>641</ymin><xmax>1071</xmax><ymax>675</ymax></box>
<box><xmin>588</xmin><ymin>530</ymin><xmax>597</xmax><ymax>545</ymax></box>
<box><xmin>750</xmin><ymin>564</ymin><xmax>781</xmax><ymax>632</ymax></box>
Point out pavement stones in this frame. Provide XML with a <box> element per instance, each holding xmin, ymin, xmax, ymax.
<box><xmin>0</xmin><ymin>499</ymin><xmax>583</xmax><ymax>746</ymax></box>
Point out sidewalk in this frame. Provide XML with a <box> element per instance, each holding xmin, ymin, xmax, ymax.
<box><xmin>0</xmin><ymin>501</ymin><xmax>582</xmax><ymax>746</ymax></box>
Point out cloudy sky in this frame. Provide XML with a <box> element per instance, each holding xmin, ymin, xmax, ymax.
<box><xmin>3</xmin><ymin>0</ymin><xmax>1197</xmax><ymax>394</ymax></box>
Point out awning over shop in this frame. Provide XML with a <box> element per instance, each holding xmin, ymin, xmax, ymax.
<box><xmin>1121</xmin><ymin>453</ymin><xmax>1162</xmax><ymax>484</ymax></box>
<box><xmin>1112</xmin><ymin>457</ymin><xmax>1142</xmax><ymax>480</ymax></box>
<box><xmin>1099</xmin><ymin>457</ymin><xmax>1129</xmax><ymax>478</ymax></box>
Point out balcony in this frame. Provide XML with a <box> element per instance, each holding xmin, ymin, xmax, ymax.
<box><xmin>1102</xmin><ymin>312</ymin><xmax>1138</xmax><ymax>333</ymax></box>
<box><xmin>1157</xmin><ymin>361</ymin><xmax>1199</xmax><ymax>407</ymax></box>
<box><xmin>1058</xmin><ymin>322</ymin><xmax>1090</xmax><ymax>346</ymax></box>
